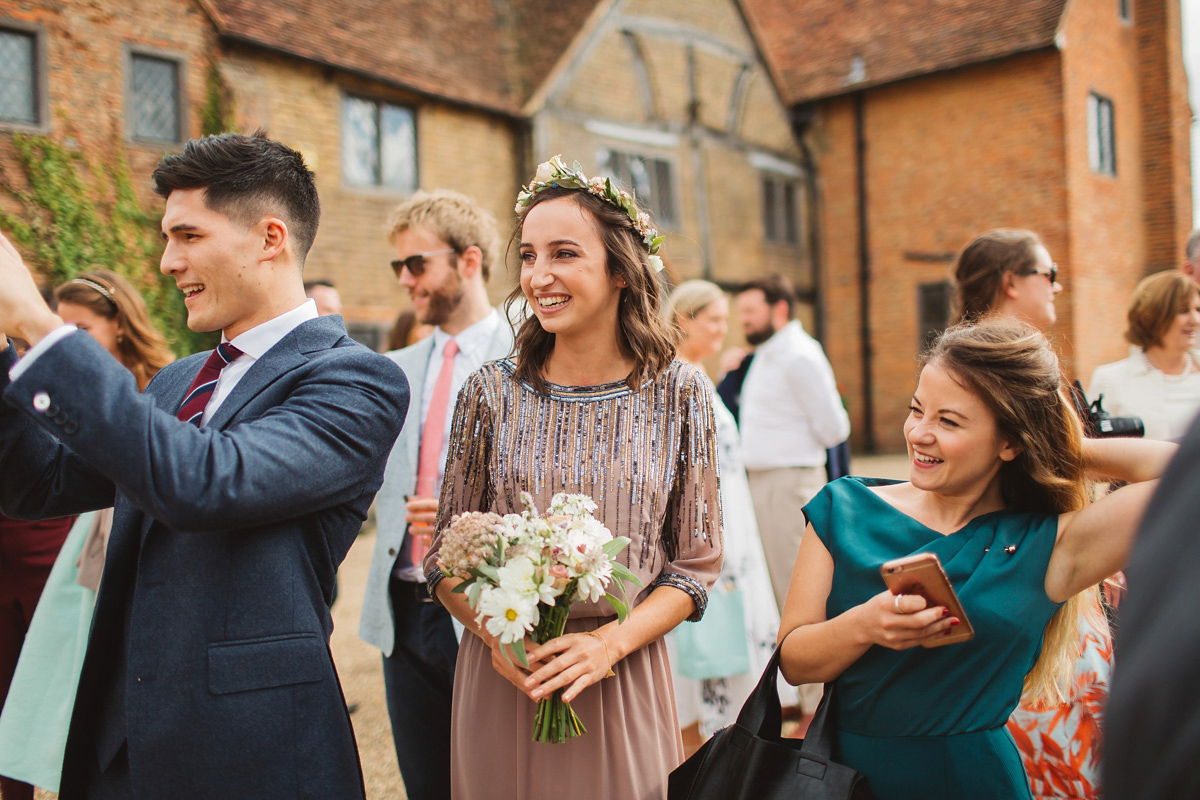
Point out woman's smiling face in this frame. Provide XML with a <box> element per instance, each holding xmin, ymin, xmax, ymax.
<box><xmin>519</xmin><ymin>196</ymin><xmax>623</xmax><ymax>342</ymax></box>
<box><xmin>904</xmin><ymin>362</ymin><xmax>1020</xmax><ymax>496</ymax></box>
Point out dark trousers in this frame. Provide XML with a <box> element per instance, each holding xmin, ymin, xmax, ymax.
<box><xmin>381</xmin><ymin>578</ymin><xmax>458</xmax><ymax>800</ymax></box>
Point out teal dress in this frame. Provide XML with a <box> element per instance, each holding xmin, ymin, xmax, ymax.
<box><xmin>804</xmin><ymin>477</ymin><xmax>1063</xmax><ymax>800</ymax></box>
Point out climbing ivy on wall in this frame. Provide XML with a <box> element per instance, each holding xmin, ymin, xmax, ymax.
<box><xmin>0</xmin><ymin>133</ymin><xmax>214</xmax><ymax>356</ymax></box>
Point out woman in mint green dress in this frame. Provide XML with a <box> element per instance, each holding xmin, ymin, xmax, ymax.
<box><xmin>778</xmin><ymin>319</ymin><xmax>1175</xmax><ymax>800</ymax></box>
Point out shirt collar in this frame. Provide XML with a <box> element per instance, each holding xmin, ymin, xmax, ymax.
<box><xmin>758</xmin><ymin>319</ymin><xmax>800</xmax><ymax>355</ymax></box>
<box><xmin>432</xmin><ymin>308</ymin><xmax>501</xmax><ymax>361</ymax></box>
<box><xmin>227</xmin><ymin>299</ymin><xmax>320</xmax><ymax>359</ymax></box>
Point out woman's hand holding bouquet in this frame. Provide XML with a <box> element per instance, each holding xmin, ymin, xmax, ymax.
<box><xmin>437</xmin><ymin>492</ymin><xmax>640</xmax><ymax>742</ymax></box>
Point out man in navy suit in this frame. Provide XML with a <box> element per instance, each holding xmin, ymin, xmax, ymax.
<box><xmin>0</xmin><ymin>132</ymin><xmax>408</xmax><ymax>798</ymax></box>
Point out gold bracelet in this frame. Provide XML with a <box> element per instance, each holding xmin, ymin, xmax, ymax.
<box><xmin>586</xmin><ymin>630</ymin><xmax>616</xmax><ymax>678</ymax></box>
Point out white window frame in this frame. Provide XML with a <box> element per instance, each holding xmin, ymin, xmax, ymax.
<box><xmin>1086</xmin><ymin>92</ymin><xmax>1116</xmax><ymax>176</ymax></box>
<box><xmin>340</xmin><ymin>93</ymin><xmax>418</xmax><ymax>193</ymax></box>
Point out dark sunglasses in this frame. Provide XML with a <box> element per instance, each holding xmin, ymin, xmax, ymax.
<box><xmin>1019</xmin><ymin>263</ymin><xmax>1057</xmax><ymax>285</ymax></box>
<box><xmin>390</xmin><ymin>248</ymin><xmax>457</xmax><ymax>278</ymax></box>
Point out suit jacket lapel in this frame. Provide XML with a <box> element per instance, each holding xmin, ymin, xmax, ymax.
<box><xmin>157</xmin><ymin>351</ymin><xmax>209</xmax><ymax>417</ymax></box>
<box><xmin>397</xmin><ymin>337</ymin><xmax>435</xmax><ymax>475</ymax></box>
<box><xmin>206</xmin><ymin>317</ymin><xmax>340</xmax><ymax>432</ymax></box>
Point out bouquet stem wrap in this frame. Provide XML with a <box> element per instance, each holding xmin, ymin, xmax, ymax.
<box><xmin>531</xmin><ymin>578</ymin><xmax>585</xmax><ymax>742</ymax></box>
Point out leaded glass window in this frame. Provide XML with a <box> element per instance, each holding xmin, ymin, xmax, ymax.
<box><xmin>0</xmin><ymin>29</ymin><xmax>36</xmax><ymax>125</ymax></box>
<box><xmin>130</xmin><ymin>53</ymin><xmax>181</xmax><ymax>143</ymax></box>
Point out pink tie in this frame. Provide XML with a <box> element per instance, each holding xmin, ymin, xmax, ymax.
<box><xmin>413</xmin><ymin>338</ymin><xmax>459</xmax><ymax>568</ymax></box>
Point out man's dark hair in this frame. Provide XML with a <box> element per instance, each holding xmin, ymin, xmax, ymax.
<box><xmin>738</xmin><ymin>274</ymin><xmax>796</xmax><ymax>318</ymax></box>
<box><xmin>303</xmin><ymin>279</ymin><xmax>335</xmax><ymax>292</ymax></box>
<box><xmin>152</xmin><ymin>130</ymin><xmax>321</xmax><ymax>264</ymax></box>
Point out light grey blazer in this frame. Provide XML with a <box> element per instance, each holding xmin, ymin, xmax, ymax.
<box><xmin>359</xmin><ymin>316</ymin><xmax>513</xmax><ymax>655</ymax></box>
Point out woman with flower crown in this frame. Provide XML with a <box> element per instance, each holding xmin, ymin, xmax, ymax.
<box><xmin>424</xmin><ymin>157</ymin><xmax>723</xmax><ymax>799</ymax></box>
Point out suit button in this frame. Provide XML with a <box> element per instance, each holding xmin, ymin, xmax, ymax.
<box><xmin>32</xmin><ymin>392</ymin><xmax>51</xmax><ymax>412</ymax></box>
<box><xmin>388</xmin><ymin>548</ymin><xmax>396</xmax><ymax>557</ymax></box>
<box><xmin>63</xmin><ymin>422</ymin><xmax>79</xmax><ymax>435</ymax></box>
<box><xmin>54</xmin><ymin>411</ymin><xmax>69</xmax><ymax>425</ymax></box>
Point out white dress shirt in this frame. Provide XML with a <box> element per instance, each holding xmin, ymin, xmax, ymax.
<box><xmin>739</xmin><ymin>319</ymin><xmax>850</xmax><ymax>469</ymax></box>
<box><xmin>12</xmin><ymin>300</ymin><xmax>319</xmax><ymax>426</ymax></box>
<box><xmin>1088</xmin><ymin>349</ymin><xmax>1200</xmax><ymax>442</ymax></box>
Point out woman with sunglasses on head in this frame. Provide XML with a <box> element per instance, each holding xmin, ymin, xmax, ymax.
<box><xmin>953</xmin><ymin>232</ymin><xmax>1111</xmax><ymax>799</ymax></box>
<box><xmin>0</xmin><ymin>269</ymin><xmax>173</xmax><ymax>796</ymax></box>
<box><xmin>1088</xmin><ymin>270</ymin><xmax>1200</xmax><ymax>443</ymax></box>
<box><xmin>424</xmin><ymin>158</ymin><xmax>722</xmax><ymax>799</ymax></box>
<box><xmin>777</xmin><ymin>318</ymin><xmax>1173</xmax><ymax>800</ymax></box>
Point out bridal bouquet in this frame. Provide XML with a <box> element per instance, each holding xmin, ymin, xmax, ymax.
<box><xmin>437</xmin><ymin>492</ymin><xmax>640</xmax><ymax>743</ymax></box>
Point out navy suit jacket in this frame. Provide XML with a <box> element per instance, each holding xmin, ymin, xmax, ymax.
<box><xmin>0</xmin><ymin>316</ymin><xmax>408</xmax><ymax>799</ymax></box>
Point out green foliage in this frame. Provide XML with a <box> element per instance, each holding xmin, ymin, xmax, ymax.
<box><xmin>0</xmin><ymin>133</ymin><xmax>214</xmax><ymax>355</ymax></box>
<box><xmin>201</xmin><ymin>62</ymin><xmax>232</xmax><ymax>137</ymax></box>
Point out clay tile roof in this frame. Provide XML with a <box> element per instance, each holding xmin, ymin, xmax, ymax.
<box><xmin>740</xmin><ymin>0</ymin><xmax>1067</xmax><ymax>105</ymax></box>
<box><xmin>209</xmin><ymin>0</ymin><xmax>603</xmax><ymax>115</ymax></box>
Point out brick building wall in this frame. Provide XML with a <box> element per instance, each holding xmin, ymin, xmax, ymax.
<box><xmin>814</xmin><ymin>52</ymin><xmax>1070</xmax><ymax>451</ymax></box>
<box><xmin>0</xmin><ymin>0</ymin><xmax>216</xmax><ymax>238</ymax></box>
<box><xmin>809</xmin><ymin>0</ymin><xmax>1190</xmax><ymax>452</ymax></box>
<box><xmin>1060</xmin><ymin>0</ymin><xmax>1148</xmax><ymax>379</ymax></box>
<box><xmin>1134</xmin><ymin>0</ymin><xmax>1193</xmax><ymax>271</ymax></box>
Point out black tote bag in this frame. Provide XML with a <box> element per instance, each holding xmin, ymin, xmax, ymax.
<box><xmin>668</xmin><ymin>643</ymin><xmax>874</xmax><ymax>800</ymax></box>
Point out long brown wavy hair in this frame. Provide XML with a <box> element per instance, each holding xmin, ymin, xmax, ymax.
<box><xmin>504</xmin><ymin>186</ymin><xmax>676</xmax><ymax>393</ymax></box>
<box><xmin>55</xmin><ymin>268</ymin><xmax>174</xmax><ymax>390</ymax></box>
<box><xmin>922</xmin><ymin>319</ymin><xmax>1101</xmax><ymax>706</ymax></box>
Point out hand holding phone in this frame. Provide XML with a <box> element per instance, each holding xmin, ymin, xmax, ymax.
<box><xmin>881</xmin><ymin>553</ymin><xmax>974</xmax><ymax>647</ymax></box>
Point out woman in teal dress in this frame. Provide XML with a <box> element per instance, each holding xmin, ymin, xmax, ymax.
<box><xmin>777</xmin><ymin>319</ymin><xmax>1175</xmax><ymax>800</ymax></box>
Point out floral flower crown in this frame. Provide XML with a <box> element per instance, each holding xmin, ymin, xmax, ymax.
<box><xmin>516</xmin><ymin>155</ymin><xmax>666</xmax><ymax>272</ymax></box>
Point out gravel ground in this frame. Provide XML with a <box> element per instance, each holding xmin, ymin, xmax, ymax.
<box><xmin>332</xmin><ymin>527</ymin><xmax>406</xmax><ymax>799</ymax></box>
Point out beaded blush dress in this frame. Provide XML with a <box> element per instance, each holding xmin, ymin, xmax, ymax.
<box><xmin>425</xmin><ymin>358</ymin><xmax>723</xmax><ymax>800</ymax></box>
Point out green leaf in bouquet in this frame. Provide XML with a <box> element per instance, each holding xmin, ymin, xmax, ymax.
<box><xmin>496</xmin><ymin>637</ymin><xmax>530</xmax><ymax>670</ymax></box>
<box><xmin>602</xmin><ymin>536</ymin><xmax>632</xmax><ymax>559</ymax></box>
<box><xmin>610</xmin><ymin>561</ymin><xmax>640</xmax><ymax>587</ymax></box>
<box><xmin>450</xmin><ymin>581</ymin><xmax>469</xmax><ymax>594</ymax></box>
<box><xmin>476</xmin><ymin>564</ymin><xmax>501</xmax><ymax>583</ymax></box>
<box><xmin>509</xmin><ymin>637</ymin><xmax>529</xmax><ymax>669</ymax></box>
<box><xmin>604</xmin><ymin>591</ymin><xmax>629</xmax><ymax>622</ymax></box>
<box><xmin>466</xmin><ymin>581</ymin><xmax>484</xmax><ymax>608</ymax></box>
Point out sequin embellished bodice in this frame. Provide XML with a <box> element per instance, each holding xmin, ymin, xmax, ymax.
<box><xmin>432</xmin><ymin>359</ymin><xmax>724</xmax><ymax>619</ymax></box>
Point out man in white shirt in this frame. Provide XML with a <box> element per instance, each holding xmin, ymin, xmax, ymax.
<box><xmin>0</xmin><ymin>132</ymin><xmax>408</xmax><ymax>797</ymax></box>
<box><xmin>736</xmin><ymin>276</ymin><xmax>850</xmax><ymax>612</ymax></box>
<box><xmin>358</xmin><ymin>190</ymin><xmax>512</xmax><ymax>800</ymax></box>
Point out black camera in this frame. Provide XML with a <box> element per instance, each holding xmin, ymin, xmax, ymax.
<box><xmin>1071</xmin><ymin>381</ymin><xmax>1145</xmax><ymax>439</ymax></box>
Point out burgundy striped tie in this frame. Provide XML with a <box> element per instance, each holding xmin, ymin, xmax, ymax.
<box><xmin>176</xmin><ymin>342</ymin><xmax>243</xmax><ymax>426</ymax></box>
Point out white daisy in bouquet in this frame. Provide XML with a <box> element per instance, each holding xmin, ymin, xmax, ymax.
<box><xmin>436</xmin><ymin>491</ymin><xmax>640</xmax><ymax>743</ymax></box>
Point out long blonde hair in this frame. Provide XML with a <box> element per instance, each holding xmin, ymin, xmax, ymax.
<box><xmin>922</xmin><ymin>319</ymin><xmax>1105</xmax><ymax>706</ymax></box>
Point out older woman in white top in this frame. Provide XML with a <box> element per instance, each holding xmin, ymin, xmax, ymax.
<box><xmin>1090</xmin><ymin>270</ymin><xmax>1200</xmax><ymax>442</ymax></box>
